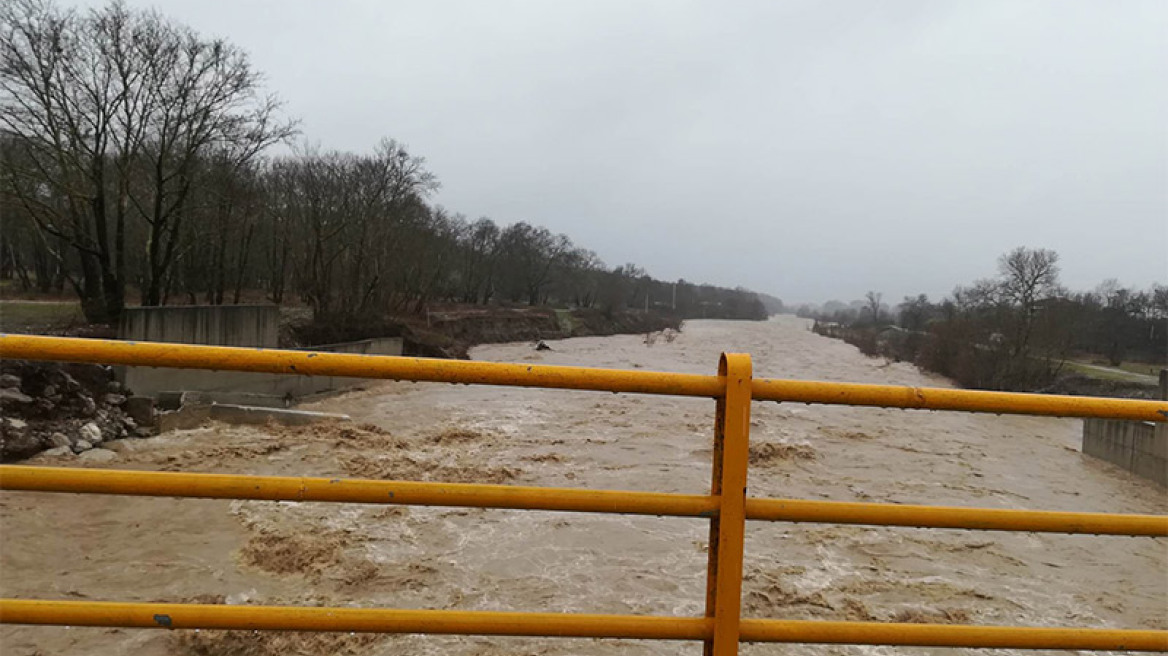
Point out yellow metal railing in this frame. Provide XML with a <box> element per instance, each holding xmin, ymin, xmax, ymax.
<box><xmin>0</xmin><ymin>334</ymin><xmax>1166</xmax><ymax>654</ymax></box>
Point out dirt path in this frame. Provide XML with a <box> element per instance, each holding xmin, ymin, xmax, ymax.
<box><xmin>2</xmin><ymin>317</ymin><xmax>1165</xmax><ymax>655</ymax></box>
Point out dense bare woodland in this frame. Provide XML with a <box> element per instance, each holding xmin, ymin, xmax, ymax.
<box><xmin>0</xmin><ymin>0</ymin><xmax>768</xmax><ymax>328</ymax></box>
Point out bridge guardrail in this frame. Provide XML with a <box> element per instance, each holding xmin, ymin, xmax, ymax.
<box><xmin>1</xmin><ymin>334</ymin><xmax>1165</xmax><ymax>654</ymax></box>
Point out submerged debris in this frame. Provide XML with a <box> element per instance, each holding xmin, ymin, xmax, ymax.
<box><xmin>748</xmin><ymin>441</ymin><xmax>817</xmax><ymax>465</ymax></box>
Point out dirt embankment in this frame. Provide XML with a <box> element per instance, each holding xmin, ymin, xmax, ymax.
<box><xmin>287</xmin><ymin>306</ymin><xmax>683</xmax><ymax>359</ymax></box>
<box><xmin>421</xmin><ymin>307</ymin><xmax>682</xmax><ymax>358</ymax></box>
<box><xmin>1043</xmin><ymin>373</ymin><xmax>1162</xmax><ymax>400</ymax></box>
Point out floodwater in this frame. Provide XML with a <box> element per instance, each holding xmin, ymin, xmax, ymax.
<box><xmin>1</xmin><ymin>316</ymin><xmax>1165</xmax><ymax>655</ymax></box>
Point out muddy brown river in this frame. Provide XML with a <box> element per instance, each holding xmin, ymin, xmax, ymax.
<box><xmin>2</xmin><ymin>316</ymin><xmax>1165</xmax><ymax>655</ymax></box>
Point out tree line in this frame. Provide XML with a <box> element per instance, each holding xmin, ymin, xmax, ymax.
<box><xmin>0</xmin><ymin>0</ymin><xmax>769</xmax><ymax>326</ymax></box>
<box><xmin>801</xmin><ymin>247</ymin><xmax>1167</xmax><ymax>391</ymax></box>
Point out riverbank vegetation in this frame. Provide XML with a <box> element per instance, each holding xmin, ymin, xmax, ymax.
<box><xmin>799</xmin><ymin>247</ymin><xmax>1166</xmax><ymax>397</ymax></box>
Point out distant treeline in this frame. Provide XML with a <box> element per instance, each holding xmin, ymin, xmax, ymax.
<box><xmin>0</xmin><ymin>0</ymin><xmax>770</xmax><ymax>326</ymax></box>
<box><xmin>799</xmin><ymin>247</ymin><xmax>1167</xmax><ymax>392</ymax></box>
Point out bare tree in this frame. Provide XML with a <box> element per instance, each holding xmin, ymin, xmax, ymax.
<box><xmin>999</xmin><ymin>247</ymin><xmax>1061</xmax><ymax>312</ymax></box>
<box><xmin>3</xmin><ymin>0</ymin><xmax>125</xmax><ymax>320</ymax></box>
<box><xmin>865</xmin><ymin>290</ymin><xmax>883</xmax><ymax>325</ymax></box>
<box><xmin>555</xmin><ymin>247</ymin><xmax>603</xmax><ymax>308</ymax></box>
<box><xmin>496</xmin><ymin>222</ymin><xmax>572</xmax><ymax>305</ymax></box>
<box><xmin>1</xmin><ymin>0</ymin><xmax>293</xmax><ymax>319</ymax></box>
<box><xmin>997</xmin><ymin>247</ymin><xmax>1061</xmax><ymax>357</ymax></box>
<box><xmin>272</xmin><ymin>140</ymin><xmax>437</xmax><ymax>321</ymax></box>
<box><xmin>456</xmin><ymin>217</ymin><xmax>500</xmax><ymax>304</ymax></box>
<box><xmin>897</xmin><ymin>294</ymin><xmax>931</xmax><ymax>332</ymax></box>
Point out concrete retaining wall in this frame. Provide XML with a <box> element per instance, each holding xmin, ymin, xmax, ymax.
<box><xmin>119</xmin><ymin>336</ymin><xmax>403</xmax><ymax>401</ymax></box>
<box><xmin>116</xmin><ymin>305</ymin><xmax>402</xmax><ymax>401</ymax></box>
<box><xmin>120</xmin><ymin>305</ymin><xmax>279</xmax><ymax>347</ymax></box>
<box><xmin>1081</xmin><ymin>371</ymin><xmax>1167</xmax><ymax>486</ymax></box>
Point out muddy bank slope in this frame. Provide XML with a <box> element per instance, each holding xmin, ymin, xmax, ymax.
<box><xmin>287</xmin><ymin>306</ymin><xmax>682</xmax><ymax>358</ymax></box>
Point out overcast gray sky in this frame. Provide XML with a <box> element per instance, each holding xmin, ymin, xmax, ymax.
<box><xmin>73</xmin><ymin>0</ymin><xmax>1168</xmax><ymax>304</ymax></box>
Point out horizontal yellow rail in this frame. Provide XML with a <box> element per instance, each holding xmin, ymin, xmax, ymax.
<box><xmin>751</xmin><ymin>377</ymin><xmax>1168</xmax><ymax>421</ymax></box>
<box><xmin>745</xmin><ymin>496</ymin><xmax>1168</xmax><ymax>536</ymax></box>
<box><xmin>0</xmin><ymin>333</ymin><xmax>722</xmax><ymax>397</ymax></box>
<box><xmin>2</xmin><ymin>600</ymin><xmax>1165</xmax><ymax>651</ymax></box>
<box><xmin>0</xmin><ymin>465</ymin><xmax>716</xmax><ymax>518</ymax></box>
<box><xmin>3</xmin><ymin>466</ymin><xmax>1165</xmax><ymax>536</ymax></box>
<box><xmin>2</xmin><ymin>334</ymin><xmax>1165</xmax><ymax>421</ymax></box>
<box><xmin>742</xmin><ymin>618</ymin><xmax>1168</xmax><ymax>651</ymax></box>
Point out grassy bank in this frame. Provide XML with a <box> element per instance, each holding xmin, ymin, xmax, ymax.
<box><xmin>813</xmin><ymin>322</ymin><xmax>1163</xmax><ymax>400</ymax></box>
<box><xmin>0</xmin><ymin>300</ymin><xmax>86</xmax><ymax>334</ymax></box>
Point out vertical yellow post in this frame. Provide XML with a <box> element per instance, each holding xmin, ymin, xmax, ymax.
<box><xmin>703</xmin><ymin>353</ymin><xmax>752</xmax><ymax>656</ymax></box>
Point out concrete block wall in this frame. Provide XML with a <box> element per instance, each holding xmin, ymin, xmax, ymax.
<box><xmin>120</xmin><ymin>305</ymin><xmax>279</xmax><ymax>347</ymax></box>
<box><xmin>119</xmin><ymin>336</ymin><xmax>404</xmax><ymax>401</ymax></box>
<box><xmin>1082</xmin><ymin>419</ymin><xmax>1166</xmax><ymax>485</ymax></box>
<box><xmin>116</xmin><ymin>305</ymin><xmax>402</xmax><ymax>401</ymax></box>
<box><xmin>1081</xmin><ymin>370</ymin><xmax>1168</xmax><ymax>486</ymax></box>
